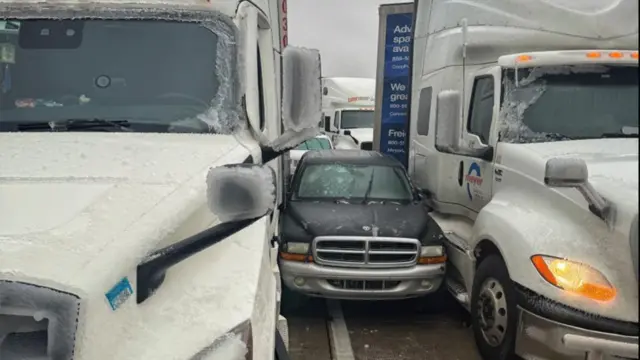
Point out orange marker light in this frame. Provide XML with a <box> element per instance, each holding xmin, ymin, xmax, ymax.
<box><xmin>609</xmin><ymin>51</ymin><xmax>623</xmax><ymax>58</ymax></box>
<box><xmin>586</xmin><ymin>52</ymin><xmax>601</xmax><ymax>58</ymax></box>
<box><xmin>632</xmin><ymin>52</ymin><xmax>639</xmax><ymax>59</ymax></box>
<box><xmin>516</xmin><ymin>54</ymin><xmax>532</xmax><ymax>62</ymax></box>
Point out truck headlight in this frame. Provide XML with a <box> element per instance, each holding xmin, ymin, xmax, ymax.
<box><xmin>418</xmin><ymin>245</ymin><xmax>446</xmax><ymax>264</ymax></box>
<box><xmin>191</xmin><ymin>320</ymin><xmax>252</xmax><ymax>360</ymax></box>
<box><xmin>531</xmin><ymin>255</ymin><xmax>616</xmax><ymax>302</ymax></box>
<box><xmin>0</xmin><ymin>280</ymin><xmax>80</xmax><ymax>360</ymax></box>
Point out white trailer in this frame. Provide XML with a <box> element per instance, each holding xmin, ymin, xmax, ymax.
<box><xmin>0</xmin><ymin>0</ymin><xmax>322</xmax><ymax>359</ymax></box>
<box><xmin>321</xmin><ymin>77</ymin><xmax>375</xmax><ymax>150</ymax></box>
<box><xmin>405</xmin><ymin>0</ymin><xmax>639</xmax><ymax>359</ymax></box>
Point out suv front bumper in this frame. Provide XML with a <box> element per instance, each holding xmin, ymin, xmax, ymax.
<box><xmin>279</xmin><ymin>260</ymin><xmax>445</xmax><ymax>300</ymax></box>
<box><xmin>515</xmin><ymin>284</ymin><xmax>639</xmax><ymax>360</ymax></box>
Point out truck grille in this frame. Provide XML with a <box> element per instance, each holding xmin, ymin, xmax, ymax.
<box><xmin>360</xmin><ymin>141</ymin><xmax>372</xmax><ymax>150</ymax></box>
<box><xmin>312</xmin><ymin>236</ymin><xmax>420</xmax><ymax>268</ymax></box>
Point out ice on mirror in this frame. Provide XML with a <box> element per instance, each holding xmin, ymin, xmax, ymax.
<box><xmin>206</xmin><ymin>165</ymin><xmax>276</xmax><ymax>223</ymax></box>
<box><xmin>281</xmin><ymin>46</ymin><xmax>322</xmax><ymax>133</ymax></box>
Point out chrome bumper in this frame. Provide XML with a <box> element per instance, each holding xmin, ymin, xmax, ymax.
<box><xmin>279</xmin><ymin>260</ymin><xmax>445</xmax><ymax>300</ymax></box>
<box><xmin>516</xmin><ymin>307</ymin><xmax>639</xmax><ymax>360</ymax></box>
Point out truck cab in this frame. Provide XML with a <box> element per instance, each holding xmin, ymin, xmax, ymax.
<box><xmin>321</xmin><ymin>77</ymin><xmax>375</xmax><ymax>150</ymax></box>
<box><xmin>0</xmin><ymin>0</ymin><xmax>322</xmax><ymax>358</ymax></box>
<box><xmin>407</xmin><ymin>0</ymin><xmax>638</xmax><ymax>359</ymax></box>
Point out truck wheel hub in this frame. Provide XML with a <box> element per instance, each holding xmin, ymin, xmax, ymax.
<box><xmin>476</xmin><ymin>278</ymin><xmax>508</xmax><ymax>347</ymax></box>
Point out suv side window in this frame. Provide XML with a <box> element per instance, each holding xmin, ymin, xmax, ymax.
<box><xmin>417</xmin><ymin>86</ymin><xmax>433</xmax><ymax>136</ymax></box>
<box><xmin>467</xmin><ymin>76</ymin><xmax>494</xmax><ymax>144</ymax></box>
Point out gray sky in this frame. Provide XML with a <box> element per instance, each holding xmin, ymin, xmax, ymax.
<box><xmin>288</xmin><ymin>0</ymin><xmax>406</xmax><ymax>78</ymax></box>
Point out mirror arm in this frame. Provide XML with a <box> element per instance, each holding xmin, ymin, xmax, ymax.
<box><xmin>576</xmin><ymin>183</ymin><xmax>610</xmax><ymax>221</ymax></box>
<box><xmin>136</xmin><ymin>215</ymin><xmax>263</xmax><ymax>304</ymax></box>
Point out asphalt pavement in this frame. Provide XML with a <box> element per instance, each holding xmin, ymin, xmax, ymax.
<box><xmin>282</xmin><ymin>291</ymin><xmax>482</xmax><ymax>360</ymax></box>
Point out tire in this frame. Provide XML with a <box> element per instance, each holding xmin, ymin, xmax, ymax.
<box><xmin>471</xmin><ymin>255</ymin><xmax>519</xmax><ymax>360</ymax></box>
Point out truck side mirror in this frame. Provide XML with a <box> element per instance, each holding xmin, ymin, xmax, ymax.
<box><xmin>434</xmin><ymin>90</ymin><xmax>462</xmax><ymax>152</ymax></box>
<box><xmin>324</xmin><ymin>117</ymin><xmax>331</xmax><ymax>132</ymax></box>
<box><xmin>136</xmin><ymin>163</ymin><xmax>276</xmax><ymax>304</ymax></box>
<box><xmin>544</xmin><ymin>158</ymin><xmax>588</xmax><ymax>188</ymax></box>
<box><xmin>281</xmin><ymin>46</ymin><xmax>322</xmax><ymax>134</ymax></box>
<box><xmin>344</xmin><ymin>130</ymin><xmax>351</xmax><ymax>136</ymax></box>
<box><xmin>544</xmin><ymin>157</ymin><xmax>610</xmax><ymax>221</ymax></box>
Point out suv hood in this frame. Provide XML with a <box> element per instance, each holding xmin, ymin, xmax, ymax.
<box><xmin>283</xmin><ymin>201</ymin><xmax>430</xmax><ymax>240</ymax></box>
<box><xmin>0</xmin><ymin>133</ymin><xmax>276</xmax><ymax>359</ymax></box>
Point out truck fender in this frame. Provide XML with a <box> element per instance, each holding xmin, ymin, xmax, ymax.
<box><xmin>470</xmin><ymin>193</ymin><xmax>574</xmax><ymax>296</ymax></box>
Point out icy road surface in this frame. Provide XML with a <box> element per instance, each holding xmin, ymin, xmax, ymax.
<box><xmin>282</xmin><ymin>293</ymin><xmax>481</xmax><ymax>360</ymax></box>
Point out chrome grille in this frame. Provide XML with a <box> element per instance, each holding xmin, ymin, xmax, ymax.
<box><xmin>313</xmin><ymin>236</ymin><xmax>420</xmax><ymax>268</ymax></box>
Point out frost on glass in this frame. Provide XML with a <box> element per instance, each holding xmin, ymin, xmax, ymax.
<box><xmin>0</xmin><ymin>280</ymin><xmax>80</xmax><ymax>360</ymax></box>
<box><xmin>0</xmin><ymin>4</ymin><xmax>244</xmax><ymax>135</ymax></box>
<box><xmin>498</xmin><ymin>65</ymin><xmax>609</xmax><ymax>143</ymax></box>
<box><xmin>206</xmin><ymin>165</ymin><xmax>276</xmax><ymax>222</ymax></box>
<box><xmin>270</xmin><ymin>46</ymin><xmax>322</xmax><ymax>151</ymax></box>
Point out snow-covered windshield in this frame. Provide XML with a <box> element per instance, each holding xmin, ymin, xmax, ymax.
<box><xmin>341</xmin><ymin>110</ymin><xmax>373</xmax><ymax>129</ymax></box>
<box><xmin>295</xmin><ymin>163</ymin><xmax>413</xmax><ymax>201</ymax></box>
<box><xmin>0</xmin><ymin>18</ymin><xmax>238</xmax><ymax>133</ymax></box>
<box><xmin>499</xmin><ymin>65</ymin><xmax>638</xmax><ymax>143</ymax></box>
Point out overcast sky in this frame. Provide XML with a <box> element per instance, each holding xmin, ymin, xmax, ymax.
<box><xmin>288</xmin><ymin>0</ymin><xmax>406</xmax><ymax>78</ymax></box>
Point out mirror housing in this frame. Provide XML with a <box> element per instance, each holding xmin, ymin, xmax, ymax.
<box><xmin>207</xmin><ymin>163</ymin><xmax>277</xmax><ymax>222</ymax></box>
<box><xmin>544</xmin><ymin>158</ymin><xmax>588</xmax><ymax>188</ymax></box>
<box><xmin>434</xmin><ymin>90</ymin><xmax>462</xmax><ymax>152</ymax></box>
<box><xmin>260</xmin><ymin>46</ymin><xmax>322</xmax><ymax>161</ymax></box>
<box><xmin>324</xmin><ymin>116</ymin><xmax>331</xmax><ymax>132</ymax></box>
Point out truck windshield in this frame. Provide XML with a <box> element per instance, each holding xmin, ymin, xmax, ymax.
<box><xmin>295</xmin><ymin>163</ymin><xmax>413</xmax><ymax>201</ymax></box>
<box><xmin>0</xmin><ymin>19</ymin><xmax>227</xmax><ymax>133</ymax></box>
<box><xmin>341</xmin><ymin>110</ymin><xmax>374</xmax><ymax>129</ymax></box>
<box><xmin>500</xmin><ymin>66</ymin><xmax>638</xmax><ymax>143</ymax></box>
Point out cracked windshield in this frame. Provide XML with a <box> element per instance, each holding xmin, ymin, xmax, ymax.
<box><xmin>0</xmin><ymin>0</ymin><xmax>638</xmax><ymax>360</ymax></box>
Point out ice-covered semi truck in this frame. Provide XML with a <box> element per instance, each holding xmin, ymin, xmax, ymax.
<box><xmin>402</xmin><ymin>0</ymin><xmax>639</xmax><ymax>359</ymax></box>
<box><xmin>321</xmin><ymin>77</ymin><xmax>376</xmax><ymax>150</ymax></box>
<box><xmin>0</xmin><ymin>0</ymin><xmax>323</xmax><ymax>359</ymax></box>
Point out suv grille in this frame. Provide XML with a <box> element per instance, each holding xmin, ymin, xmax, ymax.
<box><xmin>360</xmin><ymin>141</ymin><xmax>372</xmax><ymax>150</ymax></box>
<box><xmin>313</xmin><ymin>236</ymin><xmax>419</xmax><ymax>268</ymax></box>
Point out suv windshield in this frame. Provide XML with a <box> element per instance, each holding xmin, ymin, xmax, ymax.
<box><xmin>295</xmin><ymin>163</ymin><xmax>413</xmax><ymax>201</ymax></box>
<box><xmin>0</xmin><ymin>19</ymin><xmax>229</xmax><ymax>133</ymax></box>
<box><xmin>341</xmin><ymin>110</ymin><xmax>373</xmax><ymax>129</ymax></box>
<box><xmin>500</xmin><ymin>65</ymin><xmax>639</xmax><ymax>143</ymax></box>
<box><xmin>295</xmin><ymin>137</ymin><xmax>332</xmax><ymax>150</ymax></box>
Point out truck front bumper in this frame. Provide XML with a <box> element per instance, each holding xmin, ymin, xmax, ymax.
<box><xmin>279</xmin><ymin>260</ymin><xmax>445</xmax><ymax>300</ymax></box>
<box><xmin>515</xmin><ymin>284</ymin><xmax>639</xmax><ymax>360</ymax></box>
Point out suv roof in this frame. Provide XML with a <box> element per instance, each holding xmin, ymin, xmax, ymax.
<box><xmin>299</xmin><ymin>149</ymin><xmax>402</xmax><ymax>167</ymax></box>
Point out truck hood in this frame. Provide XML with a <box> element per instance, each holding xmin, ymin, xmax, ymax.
<box><xmin>346</xmin><ymin>128</ymin><xmax>373</xmax><ymax>144</ymax></box>
<box><xmin>507</xmin><ymin>139</ymin><xmax>638</xmax><ymax>210</ymax></box>
<box><xmin>0</xmin><ymin>132</ymin><xmax>275</xmax><ymax>359</ymax></box>
<box><xmin>282</xmin><ymin>201</ymin><xmax>430</xmax><ymax>240</ymax></box>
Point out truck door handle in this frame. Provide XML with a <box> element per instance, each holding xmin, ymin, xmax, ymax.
<box><xmin>458</xmin><ymin>161</ymin><xmax>464</xmax><ymax>186</ymax></box>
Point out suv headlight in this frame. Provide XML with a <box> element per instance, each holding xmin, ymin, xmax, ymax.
<box><xmin>531</xmin><ymin>255</ymin><xmax>616</xmax><ymax>302</ymax></box>
<box><xmin>418</xmin><ymin>245</ymin><xmax>446</xmax><ymax>265</ymax></box>
<box><xmin>0</xmin><ymin>280</ymin><xmax>81</xmax><ymax>360</ymax></box>
<box><xmin>191</xmin><ymin>320</ymin><xmax>252</xmax><ymax>360</ymax></box>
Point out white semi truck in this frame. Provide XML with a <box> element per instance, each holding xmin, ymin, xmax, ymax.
<box><xmin>321</xmin><ymin>77</ymin><xmax>375</xmax><ymax>150</ymax></box>
<box><xmin>393</xmin><ymin>0</ymin><xmax>639</xmax><ymax>359</ymax></box>
<box><xmin>0</xmin><ymin>0</ymin><xmax>322</xmax><ymax>359</ymax></box>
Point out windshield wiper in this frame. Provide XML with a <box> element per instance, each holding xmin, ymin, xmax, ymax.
<box><xmin>17</xmin><ymin>119</ymin><xmax>132</xmax><ymax>132</ymax></box>
<box><xmin>362</xmin><ymin>168</ymin><xmax>375</xmax><ymax>204</ymax></box>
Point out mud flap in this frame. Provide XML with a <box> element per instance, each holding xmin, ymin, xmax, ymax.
<box><xmin>275</xmin><ymin>329</ymin><xmax>291</xmax><ymax>360</ymax></box>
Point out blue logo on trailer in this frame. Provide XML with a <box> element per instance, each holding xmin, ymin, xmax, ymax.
<box><xmin>466</xmin><ymin>162</ymin><xmax>483</xmax><ymax>200</ymax></box>
<box><xmin>379</xmin><ymin>12</ymin><xmax>413</xmax><ymax>167</ymax></box>
<box><xmin>105</xmin><ymin>277</ymin><xmax>134</xmax><ymax>311</ymax></box>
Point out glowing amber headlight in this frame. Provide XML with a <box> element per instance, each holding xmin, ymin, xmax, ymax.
<box><xmin>531</xmin><ymin>255</ymin><xmax>616</xmax><ymax>302</ymax></box>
